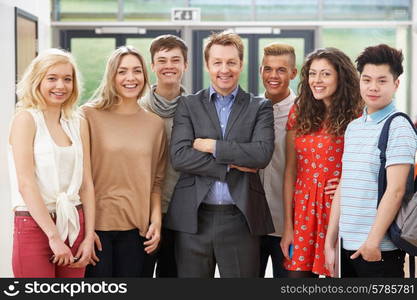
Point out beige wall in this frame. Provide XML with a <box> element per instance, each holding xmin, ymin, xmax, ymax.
<box><xmin>0</xmin><ymin>0</ymin><xmax>51</xmax><ymax>278</ymax></box>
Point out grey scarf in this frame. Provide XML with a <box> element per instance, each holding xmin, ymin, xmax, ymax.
<box><xmin>141</xmin><ymin>84</ymin><xmax>187</xmax><ymax>118</ymax></box>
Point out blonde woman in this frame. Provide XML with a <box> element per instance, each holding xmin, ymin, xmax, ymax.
<box><xmin>9</xmin><ymin>48</ymin><xmax>95</xmax><ymax>278</ymax></box>
<box><xmin>83</xmin><ymin>46</ymin><xmax>167</xmax><ymax>277</ymax></box>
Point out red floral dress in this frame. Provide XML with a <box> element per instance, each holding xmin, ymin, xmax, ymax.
<box><xmin>284</xmin><ymin>105</ymin><xmax>344</xmax><ymax>276</ymax></box>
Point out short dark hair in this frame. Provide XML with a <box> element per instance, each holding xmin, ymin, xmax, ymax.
<box><xmin>150</xmin><ymin>34</ymin><xmax>188</xmax><ymax>63</ymax></box>
<box><xmin>356</xmin><ymin>44</ymin><xmax>403</xmax><ymax>80</ymax></box>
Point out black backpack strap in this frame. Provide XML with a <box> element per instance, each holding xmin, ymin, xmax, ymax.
<box><xmin>415</xmin><ymin>169</ymin><xmax>417</xmax><ymax>192</ymax></box>
<box><xmin>377</xmin><ymin>112</ymin><xmax>417</xmax><ymax>207</ymax></box>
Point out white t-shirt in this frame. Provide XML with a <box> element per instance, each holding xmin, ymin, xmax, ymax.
<box><xmin>259</xmin><ymin>89</ymin><xmax>296</xmax><ymax>237</ymax></box>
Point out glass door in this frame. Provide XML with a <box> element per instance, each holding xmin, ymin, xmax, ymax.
<box><xmin>192</xmin><ymin>29</ymin><xmax>315</xmax><ymax>95</ymax></box>
<box><xmin>60</xmin><ymin>29</ymin><xmax>180</xmax><ymax>104</ymax></box>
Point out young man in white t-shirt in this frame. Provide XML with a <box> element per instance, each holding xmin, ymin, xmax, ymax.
<box><xmin>258</xmin><ymin>43</ymin><xmax>297</xmax><ymax>277</ymax></box>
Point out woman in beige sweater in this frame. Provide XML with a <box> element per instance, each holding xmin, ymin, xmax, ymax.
<box><xmin>83</xmin><ymin>46</ymin><xmax>167</xmax><ymax>277</ymax></box>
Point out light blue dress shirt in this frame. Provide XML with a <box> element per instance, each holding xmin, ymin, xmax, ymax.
<box><xmin>203</xmin><ymin>86</ymin><xmax>239</xmax><ymax>205</ymax></box>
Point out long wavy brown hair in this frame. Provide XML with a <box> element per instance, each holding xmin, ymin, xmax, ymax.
<box><xmin>294</xmin><ymin>47</ymin><xmax>363</xmax><ymax>137</ymax></box>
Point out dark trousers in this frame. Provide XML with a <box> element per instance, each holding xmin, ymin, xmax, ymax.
<box><xmin>85</xmin><ymin>229</ymin><xmax>146</xmax><ymax>277</ymax></box>
<box><xmin>175</xmin><ymin>204</ymin><xmax>260</xmax><ymax>278</ymax></box>
<box><xmin>341</xmin><ymin>247</ymin><xmax>405</xmax><ymax>277</ymax></box>
<box><xmin>140</xmin><ymin>226</ymin><xmax>177</xmax><ymax>277</ymax></box>
<box><xmin>259</xmin><ymin>235</ymin><xmax>287</xmax><ymax>278</ymax></box>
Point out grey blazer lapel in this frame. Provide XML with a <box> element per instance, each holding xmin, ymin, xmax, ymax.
<box><xmin>224</xmin><ymin>88</ymin><xmax>247</xmax><ymax>139</ymax></box>
<box><xmin>201</xmin><ymin>89</ymin><xmax>222</xmax><ymax>137</ymax></box>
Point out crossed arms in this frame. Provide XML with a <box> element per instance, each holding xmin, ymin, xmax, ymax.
<box><xmin>170</xmin><ymin>97</ymin><xmax>274</xmax><ymax>179</ymax></box>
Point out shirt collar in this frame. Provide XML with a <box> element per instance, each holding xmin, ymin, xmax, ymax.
<box><xmin>264</xmin><ymin>88</ymin><xmax>295</xmax><ymax>107</ymax></box>
<box><xmin>209</xmin><ymin>85</ymin><xmax>239</xmax><ymax>102</ymax></box>
<box><xmin>362</xmin><ymin>101</ymin><xmax>396</xmax><ymax>123</ymax></box>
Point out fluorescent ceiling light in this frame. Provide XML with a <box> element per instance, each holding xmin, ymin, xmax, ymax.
<box><xmin>234</xmin><ymin>27</ymin><xmax>272</xmax><ymax>34</ymax></box>
<box><xmin>95</xmin><ymin>27</ymin><xmax>146</xmax><ymax>34</ymax></box>
<box><xmin>272</xmin><ymin>28</ymin><xmax>281</xmax><ymax>34</ymax></box>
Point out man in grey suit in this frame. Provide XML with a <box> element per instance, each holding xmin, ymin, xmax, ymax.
<box><xmin>165</xmin><ymin>31</ymin><xmax>275</xmax><ymax>278</ymax></box>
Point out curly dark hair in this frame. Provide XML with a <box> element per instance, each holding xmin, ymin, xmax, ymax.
<box><xmin>294</xmin><ymin>47</ymin><xmax>363</xmax><ymax>137</ymax></box>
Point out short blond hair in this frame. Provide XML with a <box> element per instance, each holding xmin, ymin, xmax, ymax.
<box><xmin>16</xmin><ymin>48</ymin><xmax>81</xmax><ymax>118</ymax></box>
<box><xmin>87</xmin><ymin>46</ymin><xmax>149</xmax><ymax>111</ymax></box>
<box><xmin>263</xmin><ymin>43</ymin><xmax>296</xmax><ymax>68</ymax></box>
<box><xmin>204</xmin><ymin>31</ymin><xmax>244</xmax><ymax>65</ymax></box>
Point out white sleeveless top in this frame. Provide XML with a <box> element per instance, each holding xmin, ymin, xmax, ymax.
<box><xmin>57</xmin><ymin>145</ymin><xmax>76</xmax><ymax>192</ymax></box>
<box><xmin>8</xmin><ymin>109</ymin><xmax>84</xmax><ymax>246</ymax></box>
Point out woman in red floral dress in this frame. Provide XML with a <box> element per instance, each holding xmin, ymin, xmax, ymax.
<box><xmin>281</xmin><ymin>48</ymin><xmax>363</xmax><ymax>277</ymax></box>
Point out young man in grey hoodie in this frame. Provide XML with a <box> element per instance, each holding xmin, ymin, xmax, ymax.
<box><xmin>140</xmin><ymin>34</ymin><xmax>188</xmax><ymax>277</ymax></box>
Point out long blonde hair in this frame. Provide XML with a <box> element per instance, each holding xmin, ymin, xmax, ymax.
<box><xmin>16</xmin><ymin>48</ymin><xmax>81</xmax><ymax>118</ymax></box>
<box><xmin>87</xmin><ymin>46</ymin><xmax>149</xmax><ymax>111</ymax></box>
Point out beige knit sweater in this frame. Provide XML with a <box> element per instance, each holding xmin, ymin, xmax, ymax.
<box><xmin>83</xmin><ymin>106</ymin><xmax>167</xmax><ymax>237</ymax></box>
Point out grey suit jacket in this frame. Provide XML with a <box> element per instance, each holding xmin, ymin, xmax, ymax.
<box><xmin>164</xmin><ymin>87</ymin><xmax>275</xmax><ymax>235</ymax></box>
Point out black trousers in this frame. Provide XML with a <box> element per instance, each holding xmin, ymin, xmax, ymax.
<box><xmin>341</xmin><ymin>247</ymin><xmax>405</xmax><ymax>277</ymax></box>
<box><xmin>85</xmin><ymin>229</ymin><xmax>146</xmax><ymax>277</ymax></box>
<box><xmin>259</xmin><ymin>235</ymin><xmax>287</xmax><ymax>278</ymax></box>
<box><xmin>140</xmin><ymin>226</ymin><xmax>177</xmax><ymax>277</ymax></box>
<box><xmin>175</xmin><ymin>204</ymin><xmax>260</xmax><ymax>278</ymax></box>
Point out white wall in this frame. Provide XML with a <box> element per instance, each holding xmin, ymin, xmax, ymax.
<box><xmin>0</xmin><ymin>0</ymin><xmax>51</xmax><ymax>278</ymax></box>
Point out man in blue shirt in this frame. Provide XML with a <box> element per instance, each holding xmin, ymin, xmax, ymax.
<box><xmin>165</xmin><ymin>31</ymin><xmax>275</xmax><ymax>277</ymax></box>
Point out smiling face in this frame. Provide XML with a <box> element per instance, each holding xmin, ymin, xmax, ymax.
<box><xmin>308</xmin><ymin>58</ymin><xmax>338</xmax><ymax>107</ymax></box>
<box><xmin>40</xmin><ymin>63</ymin><xmax>74</xmax><ymax>108</ymax></box>
<box><xmin>151</xmin><ymin>47</ymin><xmax>187</xmax><ymax>86</ymax></box>
<box><xmin>115</xmin><ymin>54</ymin><xmax>145</xmax><ymax>102</ymax></box>
<box><xmin>360</xmin><ymin>63</ymin><xmax>399</xmax><ymax>114</ymax></box>
<box><xmin>206</xmin><ymin>44</ymin><xmax>243</xmax><ymax>96</ymax></box>
<box><xmin>261</xmin><ymin>54</ymin><xmax>297</xmax><ymax>103</ymax></box>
